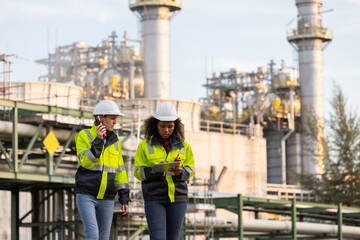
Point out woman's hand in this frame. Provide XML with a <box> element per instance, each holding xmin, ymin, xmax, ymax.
<box><xmin>96</xmin><ymin>124</ymin><xmax>106</xmax><ymax>139</ymax></box>
<box><xmin>122</xmin><ymin>205</ymin><xmax>129</xmax><ymax>215</ymax></box>
<box><xmin>169</xmin><ymin>166</ymin><xmax>182</xmax><ymax>176</ymax></box>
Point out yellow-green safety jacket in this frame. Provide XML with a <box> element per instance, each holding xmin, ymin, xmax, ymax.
<box><xmin>134</xmin><ymin>136</ymin><xmax>195</xmax><ymax>203</ymax></box>
<box><xmin>75</xmin><ymin>123</ymin><xmax>130</xmax><ymax>204</ymax></box>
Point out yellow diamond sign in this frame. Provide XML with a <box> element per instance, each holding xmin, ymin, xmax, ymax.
<box><xmin>43</xmin><ymin>130</ymin><xmax>60</xmax><ymax>157</ymax></box>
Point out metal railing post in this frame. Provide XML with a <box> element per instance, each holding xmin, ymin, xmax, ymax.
<box><xmin>291</xmin><ymin>198</ymin><xmax>297</xmax><ymax>240</ymax></box>
<box><xmin>237</xmin><ymin>194</ymin><xmax>243</xmax><ymax>240</ymax></box>
<box><xmin>338</xmin><ymin>203</ymin><xmax>342</xmax><ymax>240</ymax></box>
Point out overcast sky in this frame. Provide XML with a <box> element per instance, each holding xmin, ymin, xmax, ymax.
<box><xmin>1</xmin><ymin>0</ymin><xmax>360</xmax><ymax>116</ymax></box>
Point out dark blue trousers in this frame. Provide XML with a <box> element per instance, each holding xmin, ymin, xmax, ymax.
<box><xmin>145</xmin><ymin>201</ymin><xmax>187</xmax><ymax>240</ymax></box>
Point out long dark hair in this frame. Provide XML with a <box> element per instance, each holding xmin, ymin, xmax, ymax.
<box><xmin>144</xmin><ymin>117</ymin><xmax>184</xmax><ymax>140</ymax></box>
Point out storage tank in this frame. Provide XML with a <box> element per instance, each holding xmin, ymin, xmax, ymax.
<box><xmin>1</xmin><ymin>82</ymin><xmax>83</xmax><ymax>109</ymax></box>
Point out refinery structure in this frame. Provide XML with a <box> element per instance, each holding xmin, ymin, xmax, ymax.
<box><xmin>1</xmin><ymin>0</ymin><xmax>360</xmax><ymax>239</ymax></box>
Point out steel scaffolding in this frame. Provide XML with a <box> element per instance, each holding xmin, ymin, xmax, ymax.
<box><xmin>2</xmin><ymin>99</ymin><xmax>360</xmax><ymax>239</ymax></box>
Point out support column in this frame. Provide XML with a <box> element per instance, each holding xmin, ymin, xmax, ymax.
<box><xmin>11</xmin><ymin>190</ymin><xmax>19</xmax><ymax>240</ymax></box>
<box><xmin>12</xmin><ymin>105</ymin><xmax>18</xmax><ymax>173</ymax></box>
<box><xmin>31</xmin><ymin>190</ymin><xmax>42</xmax><ymax>239</ymax></box>
<box><xmin>46</xmin><ymin>125</ymin><xmax>54</xmax><ymax>175</ymax></box>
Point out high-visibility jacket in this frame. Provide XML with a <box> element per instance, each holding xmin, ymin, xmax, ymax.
<box><xmin>134</xmin><ymin>136</ymin><xmax>195</xmax><ymax>203</ymax></box>
<box><xmin>75</xmin><ymin>123</ymin><xmax>129</xmax><ymax>204</ymax></box>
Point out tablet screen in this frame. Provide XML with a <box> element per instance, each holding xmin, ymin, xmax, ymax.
<box><xmin>151</xmin><ymin>162</ymin><xmax>180</xmax><ymax>173</ymax></box>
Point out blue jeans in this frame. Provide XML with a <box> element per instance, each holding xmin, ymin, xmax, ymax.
<box><xmin>76</xmin><ymin>193</ymin><xmax>115</xmax><ymax>240</ymax></box>
<box><xmin>145</xmin><ymin>201</ymin><xmax>187</xmax><ymax>240</ymax></box>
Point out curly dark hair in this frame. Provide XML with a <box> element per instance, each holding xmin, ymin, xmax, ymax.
<box><xmin>144</xmin><ymin>117</ymin><xmax>184</xmax><ymax>140</ymax></box>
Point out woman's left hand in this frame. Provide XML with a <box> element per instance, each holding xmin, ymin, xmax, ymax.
<box><xmin>169</xmin><ymin>166</ymin><xmax>182</xmax><ymax>176</ymax></box>
<box><xmin>122</xmin><ymin>205</ymin><xmax>129</xmax><ymax>215</ymax></box>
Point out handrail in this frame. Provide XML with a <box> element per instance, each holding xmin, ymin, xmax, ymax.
<box><xmin>129</xmin><ymin>0</ymin><xmax>182</xmax><ymax>9</ymax></box>
<box><xmin>200</xmin><ymin>119</ymin><xmax>262</xmax><ymax>138</ymax></box>
<box><xmin>287</xmin><ymin>26</ymin><xmax>333</xmax><ymax>41</ymax></box>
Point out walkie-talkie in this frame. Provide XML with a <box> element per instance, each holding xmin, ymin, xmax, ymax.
<box><xmin>94</xmin><ymin>116</ymin><xmax>101</xmax><ymax>126</ymax></box>
<box><xmin>94</xmin><ymin>116</ymin><xmax>106</xmax><ymax>137</ymax></box>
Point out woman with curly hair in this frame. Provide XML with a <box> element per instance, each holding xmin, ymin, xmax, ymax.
<box><xmin>134</xmin><ymin>102</ymin><xmax>195</xmax><ymax>240</ymax></box>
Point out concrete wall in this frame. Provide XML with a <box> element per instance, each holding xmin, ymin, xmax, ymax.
<box><xmin>185</xmin><ymin>130</ymin><xmax>267</xmax><ymax>197</ymax></box>
<box><xmin>0</xmin><ymin>191</ymin><xmax>11</xmax><ymax>239</ymax></box>
<box><xmin>0</xmin><ymin>191</ymin><xmax>31</xmax><ymax>240</ymax></box>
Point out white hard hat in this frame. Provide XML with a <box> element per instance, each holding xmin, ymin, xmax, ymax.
<box><xmin>93</xmin><ymin>100</ymin><xmax>123</xmax><ymax>116</ymax></box>
<box><xmin>153</xmin><ymin>102</ymin><xmax>178</xmax><ymax>121</ymax></box>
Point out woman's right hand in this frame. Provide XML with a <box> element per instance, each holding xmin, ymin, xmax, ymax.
<box><xmin>169</xmin><ymin>166</ymin><xmax>182</xmax><ymax>176</ymax></box>
<box><xmin>96</xmin><ymin>124</ymin><xmax>106</xmax><ymax>139</ymax></box>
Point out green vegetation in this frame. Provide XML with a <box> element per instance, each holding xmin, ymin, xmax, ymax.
<box><xmin>297</xmin><ymin>85</ymin><xmax>360</xmax><ymax>207</ymax></box>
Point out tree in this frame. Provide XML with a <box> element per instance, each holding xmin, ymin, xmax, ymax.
<box><xmin>297</xmin><ymin>85</ymin><xmax>360</xmax><ymax>207</ymax></box>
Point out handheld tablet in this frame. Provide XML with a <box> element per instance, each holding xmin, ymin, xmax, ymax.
<box><xmin>151</xmin><ymin>162</ymin><xmax>180</xmax><ymax>173</ymax></box>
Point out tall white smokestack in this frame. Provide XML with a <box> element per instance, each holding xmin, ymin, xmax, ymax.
<box><xmin>129</xmin><ymin>0</ymin><xmax>182</xmax><ymax>99</ymax></box>
<box><xmin>288</xmin><ymin>0</ymin><xmax>332</xmax><ymax>175</ymax></box>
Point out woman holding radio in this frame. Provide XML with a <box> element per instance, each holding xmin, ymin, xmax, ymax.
<box><xmin>75</xmin><ymin>100</ymin><xmax>129</xmax><ymax>239</ymax></box>
<box><xmin>134</xmin><ymin>102</ymin><xmax>196</xmax><ymax>240</ymax></box>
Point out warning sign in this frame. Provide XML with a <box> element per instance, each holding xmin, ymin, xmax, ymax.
<box><xmin>43</xmin><ymin>130</ymin><xmax>60</xmax><ymax>157</ymax></box>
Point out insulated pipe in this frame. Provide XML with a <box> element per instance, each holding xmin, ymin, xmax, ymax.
<box><xmin>247</xmin><ymin>220</ymin><xmax>360</xmax><ymax>238</ymax></box>
<box><xmin>0</xmin><ymin>120</ymin><xmax>77</xmax><ymax>143</ymax></box>
<box><xmin>186</xmin><ymin>217</ymin><xmax>360</xmax><ymax>238</ymax></box>
<box><xmin>281</xmin><ymin>129</ymin><xmax>294</xmax><ymax>184</ymax></box>
<box><xmin>281</xmin><ymin>91</ymin><xmax>295</xmax><ymax>184</ymax></box>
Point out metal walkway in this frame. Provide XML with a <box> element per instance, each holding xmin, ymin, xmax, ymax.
<box><xmin>1</xmin><ymin>99</ymin><xmax>360</xmax><ymax>239</ymax></box>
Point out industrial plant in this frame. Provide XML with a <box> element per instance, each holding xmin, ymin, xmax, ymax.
<box><xmin>1</xmin><ymin>0</ymin><xmax>360</xmax><ymax>239</ymax></box>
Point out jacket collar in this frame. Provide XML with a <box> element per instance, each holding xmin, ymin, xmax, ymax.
<box><xmin>151</xmin><ymin>135</ymin><xmax>184</xmax><ymax>149</ymax></box>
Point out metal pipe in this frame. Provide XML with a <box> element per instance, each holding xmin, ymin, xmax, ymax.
<box><xmin>185</xmin><ymin>217</ymin><xmax>360</xmax><ymax>238</ymax></box>
<box><xmin>0</xmin><ymin>120</ymin><xmax>76</xmax><ymax>143</ymax></box>
<box><xmin>129</xmin><ymin>60</ymin><xmax>135</xmax><ymax>99</ymax></box>
<box><xmin>281</xmin><ymin>90</ymin><xmax>295</xmax><ymax>184</ymax></box>
<box><xmin>281</xmin><ymin>129</ymin><xmax>294</xmax><ymax>185</ymax></box>
<box><xmin>128</xmin><ymin>225</ymin><xmax>147</xmax><ymax>240</ymax></box>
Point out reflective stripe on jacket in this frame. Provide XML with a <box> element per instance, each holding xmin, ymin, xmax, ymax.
<box><xmin>75</xmin><ymin>123</ymin><xmax>129</xmax><ymax>200</ymax></box>
<box><xmin>134</xmin><ymin>137</ymin><xmax>195</xmax><ymax>203</ymax></box>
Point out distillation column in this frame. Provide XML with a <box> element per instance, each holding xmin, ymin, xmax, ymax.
<box><xmin>288</xmin><ymin>0</ymin><xmax>332</xmax><ymax>175</ymax></box>
<box><xmin>129</xmin><ymin>0</ymin><xmax>182</xmax><ymax>99</ymax></box>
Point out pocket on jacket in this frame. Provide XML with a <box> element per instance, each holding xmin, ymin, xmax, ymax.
<box><xmin>108</xmin><ymin>146</ymin><xmax>120</xmax><ymax>157</ymax></box>
<box><xmin>142</xmin><ymin>181</ymin><xmax>152</xmax><ymax>198</ymax></box>
<box><xmin>175</xmin><ymin>181</ymin><xmax>188</xmax><ymax>196</ymax></box>
<box><xmin>106</xmin><ymin>173</ymin><xmax>117</xmax><ymax>195</ymax></box>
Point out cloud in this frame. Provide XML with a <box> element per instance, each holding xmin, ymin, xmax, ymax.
<box><xmin>189</xmin><ymin>56</ymin><xmax>263</xmax><ymax>74</ymax></box>
<box><xmin>184</xmin><ymin>0</ymin><xmax>294</xmax><ymax>16</ymax></box>
<box><xmin>346</xmin><ymin>0</ymin><xmax>360</xmax><ymax>6</ymax></box>
<box><xmin>0</xmin><ymin>1</ymin><xmax>62</xmax><ymax>21</ymax></box>
<box><xmin>0</xmin><ymin>0</ymin><xmax>127</xmax><ymax>24</ymax></box>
